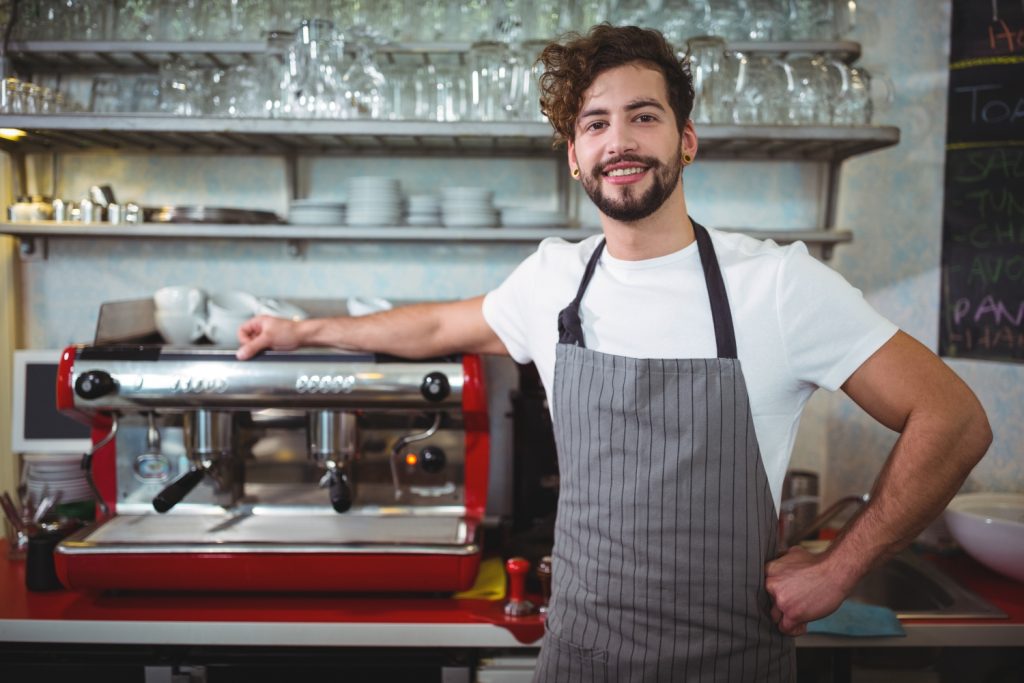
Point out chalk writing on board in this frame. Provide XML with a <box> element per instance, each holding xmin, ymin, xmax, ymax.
<box><xmin>940</xmin><ymin>145</ymin><xmax>1024</xmax><ymax>360</ymax></box>
<box><xmin>941</xmin><ymin>0</ymin><xmax>1024</xmax><ymax>362</ymax></box>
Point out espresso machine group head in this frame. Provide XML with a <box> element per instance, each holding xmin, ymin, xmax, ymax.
<box><xmin>54</xmin><ymin>344</ymin><xmax>489</xmax><ymax>593</ymax></box>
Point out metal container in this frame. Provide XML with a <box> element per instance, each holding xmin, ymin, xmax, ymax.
<box><xmin>780</xmin><ymin>469</ymin><xmax>820</xmax><ymax>547</ymax></box>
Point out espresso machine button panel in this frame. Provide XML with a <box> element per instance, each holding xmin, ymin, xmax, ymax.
<box><xmin>67</xmin><ymin>349</ymin><xmax>465</xmax><ymax>411</ymax></box>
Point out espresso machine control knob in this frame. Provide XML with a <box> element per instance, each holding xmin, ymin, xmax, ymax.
<box><xmin>75</xmin><ymin>370</ymin><xmax>117</xmax><ymax>399</ymax></box>
<box><xmin>419</xmin><ymin>446</ymin><xmax>447</xmax><ymax>473</ymax></box>
<box><xmin>420</xmin><ymin>372</ymin><xmax>450</xmax><ymax>402</ymax></box>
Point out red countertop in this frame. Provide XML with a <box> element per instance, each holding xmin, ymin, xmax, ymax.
<box><xmin>2</xmin><ymin>541</ymin><xmax>1022</xmax><ymax>649</ymax></box>
<box><xmin>0</xmin><ymin>540</ymin><xmax>546</xmax><ymax>648</ymax></box>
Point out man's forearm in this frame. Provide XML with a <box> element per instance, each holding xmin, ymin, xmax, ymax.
<box><xmin>296</xmin><ymin>303</ymin><xmax>452</xmax><ymax>358</ymax></box>
<box><xmin>288</xmin><ymin>297</ymin><xmax>505</xmax><ymax>359</ymax></box>
<box><xmin>820</xmin><ymin>400</ymin><xmax>992</xmax><ymax>592</ymax></box>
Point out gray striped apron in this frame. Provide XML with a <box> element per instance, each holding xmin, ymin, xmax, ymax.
<box><xmin>534</xmin><ymin>222</ymin><xmax>795</xmax><ymax>682</ymax></box>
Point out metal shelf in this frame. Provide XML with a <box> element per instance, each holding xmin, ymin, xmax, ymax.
<box><xmin>8</xmin><ymin>40</ymin><xmax>862</xmax><ymax>72</ymax></box>
<box><xmin>0</xmin><ymin>115</ymin><xmax>900</xmax><ymax>160</ymax></box>
<box><xmin>0</xmin><ymin>221</ymin><xmax>852</xmax><ymax>261</ymax></box>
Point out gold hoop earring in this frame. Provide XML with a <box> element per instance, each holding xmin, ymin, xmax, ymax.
<box><xmin>682</xmin><ymin>153</ymin><xmax>694</xmax><ymax>165</ymax></box>
<box><xmin>571</xmin><ymin>167</ymin><xmax>580</xmax><ymax>179</ymax></box>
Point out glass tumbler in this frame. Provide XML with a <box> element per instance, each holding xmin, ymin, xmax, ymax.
<box><xmin>726</xmin><ymin>52</ymin><xmax>788</xmax><ymax>125</ymax></box>
<box><xmin>468</xmin><ymin>41</ymin><xmax>511</xmax><ymax>122</ymax></box>
<box><xmin>115</xmin><ymin>0</ymin><xmax>158</xmax><ymax>41</ymax></box>
<box><xmin>828</xmin><ymin>63</ymin><xmax>893</xmax><ymax>126</ymax></box>
<box><xmin>782</xmin><ymin>53</ymin><xmax>832</xmax><ymax>125</ymax></box>
<box><xmin>686</xmin><ymin>36</ymin><xmax>728</xmax><ymax>125</ymax></box>
<box><xmin>90</xmin><ymin>76</ymin><xmax>125</xmax><ymax>113</ymax></box>
<box><xmin>1</xmin><ymin>78</ymin><xmax>23</xmax><ymax>114</ymax></box>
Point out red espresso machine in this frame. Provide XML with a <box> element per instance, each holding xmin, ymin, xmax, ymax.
<box><xmin>54</xmin><ymin>344</ymin><xmax>489</xmax><ymax>592</ymax></box>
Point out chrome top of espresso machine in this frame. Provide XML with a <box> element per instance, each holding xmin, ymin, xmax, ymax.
<box><xmin>55</xmin><ymin>344</ymin><xmax>490</xmax><ymax>592</ymax></box>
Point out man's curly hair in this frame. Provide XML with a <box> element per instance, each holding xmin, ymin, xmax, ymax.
<box><xmin>537</xmin><ymin>24</ymin><xmax>695</xmax><ymax>148</ymax></box>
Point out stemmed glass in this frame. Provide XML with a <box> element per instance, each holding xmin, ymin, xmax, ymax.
<box><xmin>340</xmin><ymin>27</ymin><xmax>388</xmax><ymax>120</ymax></box>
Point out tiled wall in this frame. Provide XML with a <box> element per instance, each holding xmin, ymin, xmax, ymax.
<box><xmin>12</xmin><ymin>0</ymin><xmax>1023</xmax><ymax>505</ymax></box>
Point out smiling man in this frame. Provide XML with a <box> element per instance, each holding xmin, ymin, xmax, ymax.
<box><xmin>237</xmin><ymin>25</ymin><xmax>991</xmax><ymax>683</ymax></box>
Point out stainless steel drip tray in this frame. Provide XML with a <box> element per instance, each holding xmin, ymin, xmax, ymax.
<box><xmin>60</xmin><ymin>512</ymin><xmax>476</xmax><ymax>555</ymax></box>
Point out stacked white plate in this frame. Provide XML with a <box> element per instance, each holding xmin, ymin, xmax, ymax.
<box><xmin>500</xmin><ymin>207</ymin><xmax>569</xmax><ymax>228</ymax></box>
<box><xmin>441</xmin><ymin>187</ymin><xmax>499</xmax><ymax>228</ymax></box>
<box><xmin>289</xmin><ymin>198</ymin><xmax>346</xmax><ymax>225</ymax></box>
<box><xmin>346</xmin><ymin>176</ymin><xmax>404</xmax><ymax>226</ymax></box>
<box><xmin>24</xmin><ymin>453</ymin><xmax>94</xmax><ymax>504</ymax></box>
<box><xmin>406</xmin><ymin>194</ymin><xmax>442</xmax><ymax>226</ymax></box>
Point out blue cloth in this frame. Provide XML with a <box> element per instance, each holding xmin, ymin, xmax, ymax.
<box><xmin>807</xmin><ymin>600</ymin><xmax>906</xmax><ymax>637</ymax></box>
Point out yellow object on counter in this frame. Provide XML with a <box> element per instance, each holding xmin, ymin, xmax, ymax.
<box><xmin>454</xmin><ymin>557</ymin><xmax>507</xmax><ymax>601</ymax></box>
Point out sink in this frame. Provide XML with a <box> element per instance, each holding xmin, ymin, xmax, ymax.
<box><xmin>847</xmin><ymin>551</ymin><xmax>1005</xmax><ymax>619</ymax></box>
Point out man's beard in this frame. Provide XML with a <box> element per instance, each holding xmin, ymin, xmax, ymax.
<box><xmin>581</xmin><ymin>149</ymin><xmax>683</xmax><ymax>222</ymax></box>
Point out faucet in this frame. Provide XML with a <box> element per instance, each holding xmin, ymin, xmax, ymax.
<box><xmin>787</xmin><ymin>493</ymin><xmax>870</xmax><ymax>546</ymax></box>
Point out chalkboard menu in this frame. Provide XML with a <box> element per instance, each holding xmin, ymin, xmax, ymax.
<box><xmin>939</xmin><ymin>0</ymin><xmax>1024</xmax><ymax>362</ymax></box>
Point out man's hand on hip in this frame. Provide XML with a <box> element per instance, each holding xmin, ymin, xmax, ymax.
<box><xmin>765</xmin><ymin>546</ymin><xmax>850</xmax><ymax>636</ymax></box>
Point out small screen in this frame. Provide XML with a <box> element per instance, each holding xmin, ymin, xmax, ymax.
<box><xmin>23</xmin><ymin>363</ymin><xmax>91</xmax><ymax>441</ymax></box>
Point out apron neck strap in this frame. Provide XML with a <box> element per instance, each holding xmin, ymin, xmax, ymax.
<box><xmin>557</xmin><ymin>222</ymin><xmax>738</xmax><ymax>359</ymax></box>
<box><xmin>693</xmin><ymin>221</ymin><xmax>738</xmax><ymax>359</ymax></box>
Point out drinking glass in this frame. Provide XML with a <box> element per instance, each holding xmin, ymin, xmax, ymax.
<box><xmin>431</xmin><ymin>54</ymin><xmax>469</xmax><ymax>122</ymax></box>
<box><xmin>131</xmin><ymin>74</ymin><xmax>162</xmax><ymax>113</ymax></box>
<box><xmin>287</xmin><ymin>19</ymin><xmax>347</xmax><ymax>118</ymax></box>
<box><xmin>414</xmin><ymin>62</ymin><xmax>441</xmax><ymax>121</ymax></box>
<box><xmin>379</xmin><ymin>58</ymin><xmax>419</xmax><ymax>120</ymax></box>
<box><xmin>508</xmin><ymin>39</ymin><xmax>549</xmax><ymax>122</ymax></box>
<box><xmin>264</xmin><ymin>29</ymin><xmax>297</xmax><ymax>118</ymax></box>
<box><xmin>158</xmin><ymin>61</ymin><xmax>207</xmax><ymax>117</ymax></box>
<box><xmin>660</xmin><ymin>0</ymin><xmax>706</xmax><ymax>49</ymax></box>
<box><xmin>409</xmin><ymin>0</ymin><xmax>447</xmax><ymax>42</ymax></box>
<box><xmin>62</xmin><ymin>0</ymin><xmax>109</xmax><ymax>40</ymax></box>
<box><xmin>452</xmin><ymin>0</ymin><xmax>495</xmax><ymax>42</ymax></box>
<box><xmin>90</xmin><ymin>76</ymin><xmax>124</xmax><ymax>113</ymax></box>
<box><xmin>782</xmin><ymin>53</ymin><xmax>831</xmax><ymax>125</ymax></box>
<box><xmin>209</xmin><ymin>64</ymin><xmax>266</xmax><ymax>117</ymax></box>
<box><xmin>524</xmin><ymin>0</ymin><xmax>564</xmax><ymax>40</ymax></box>
<box><xmin>468</xmin><ymin>41</ymin><xmax>511</xmax><ymax>122</ymax></box>
<box><xmin>157</xmin><ymin>0</ymin><xmax>203</xmax><ymax>41</ymax></box>
<box><xmin>724</xmin><ymin>52</ymin><xmax>788</xmax><ymax>125</ymax></box>
<box><xmin>572</xmin><ymin>0</ymin><xmax>612</xmax><ymax>31</ymax></box>
<box><xmin>686</xmin><ymin>35</ymin><xmax>727</xmax><ymax>124</ymax></box>
<box><xmin>611</xmin><ymin>0</ymin><xmax>658</xmax><ymax>28</ymax></box>
<box><xmin>744</xmin><ymin>0</ymin><xmax>787</xmax><ymax>41</ymax></box>
<box><xmin>699</xmin><ymin>0</ymin><xmax>749</xmax><ymax>41</ymax></box>
<box><xmin>114</xmin><ymin>0</ymin><xmax>158</xmax><ymax>41</ymax></box>
<box><xmin>827</xmin><ymin>63</ymin><xmax>893</xmax><ymax>126</ymax></box>
<box><xmin>1</xmin><ymin>78</ymin><xmax>23</xmax><ymax>114</ymax></box>
<box><xmin>340</xmin><ymin>29</ymin><xmax>386</xmax><ymax>119</ymax></box>
<box><xmin>788</xmin><ymin>0</ymin><xmax>837</xmax><ymax>40</ymax></box>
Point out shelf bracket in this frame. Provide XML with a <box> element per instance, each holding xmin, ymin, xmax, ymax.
<box><xmin>18</xmin><ymin>236</ymin><xmax>47</xmax><ymax>261</ymax></box>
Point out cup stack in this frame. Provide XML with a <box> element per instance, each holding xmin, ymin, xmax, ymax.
<box><xmin>406</xmin><ymin>194</ymin><xmax>441</xmax><ymax>226</ymax></box>
<box><xmin>440</xmin><ymin>187</ymin><xmax>498</xmax><ymax>228</ymax></box>
<box><xmin>346</xmin><ymin>177</ymin><xmax>404</xmax><ymax>227</ymax></box>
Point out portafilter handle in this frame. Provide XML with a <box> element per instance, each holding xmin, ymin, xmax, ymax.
<box><xmin>152</xmin><ymin>468</ymin><xmax>206</xmax><ymax>514</ymax></box>
<box><xmin>326</xmin><ymin>467</ymin><xmax>353</xmax><ymax>513</ymax></box>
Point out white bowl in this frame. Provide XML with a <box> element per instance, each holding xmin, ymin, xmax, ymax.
<box><xmin>944</xmin><ymin>492</ymin><xmax>1024</xmax><ymax>583</ymax></box>
<box><xmin>347</xmin><ymin>296</ymin><xmax>393</xmax><ymax>317</ymax></box>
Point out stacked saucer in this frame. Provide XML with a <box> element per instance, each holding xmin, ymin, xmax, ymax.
<box><xmin>24</xmin><ymin>453</ymin><xmax>94</xmax><ymax>505</ymax></box>
<box><xmin>440</xmin><ymin>187</ymin><xmax>498</xmax><ymax>228</ymax></box>
<box><xmin>289</xmin><ymin>198</ymin><xmax>346</xmax><ymax>225</ymax></box>
<box><xmin>346</xmin><ymin>177</ymin><xmax>404</xmax><ymax>226</ymax></box>
<box><xmin>500</xmin><ymin>207</ymin><xmax>569</xmax><ymax>228</ymax></box>
<box><xmin>406</xmin><ymin>195</ymin><xmax>442</xmax><ymax>226</ymax></box>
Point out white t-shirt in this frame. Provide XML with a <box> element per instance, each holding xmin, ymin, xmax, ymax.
<box><xmin>482</xmin><ymin>228</ymin><xmax>898</xmax><ymax>509</ymax></box>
